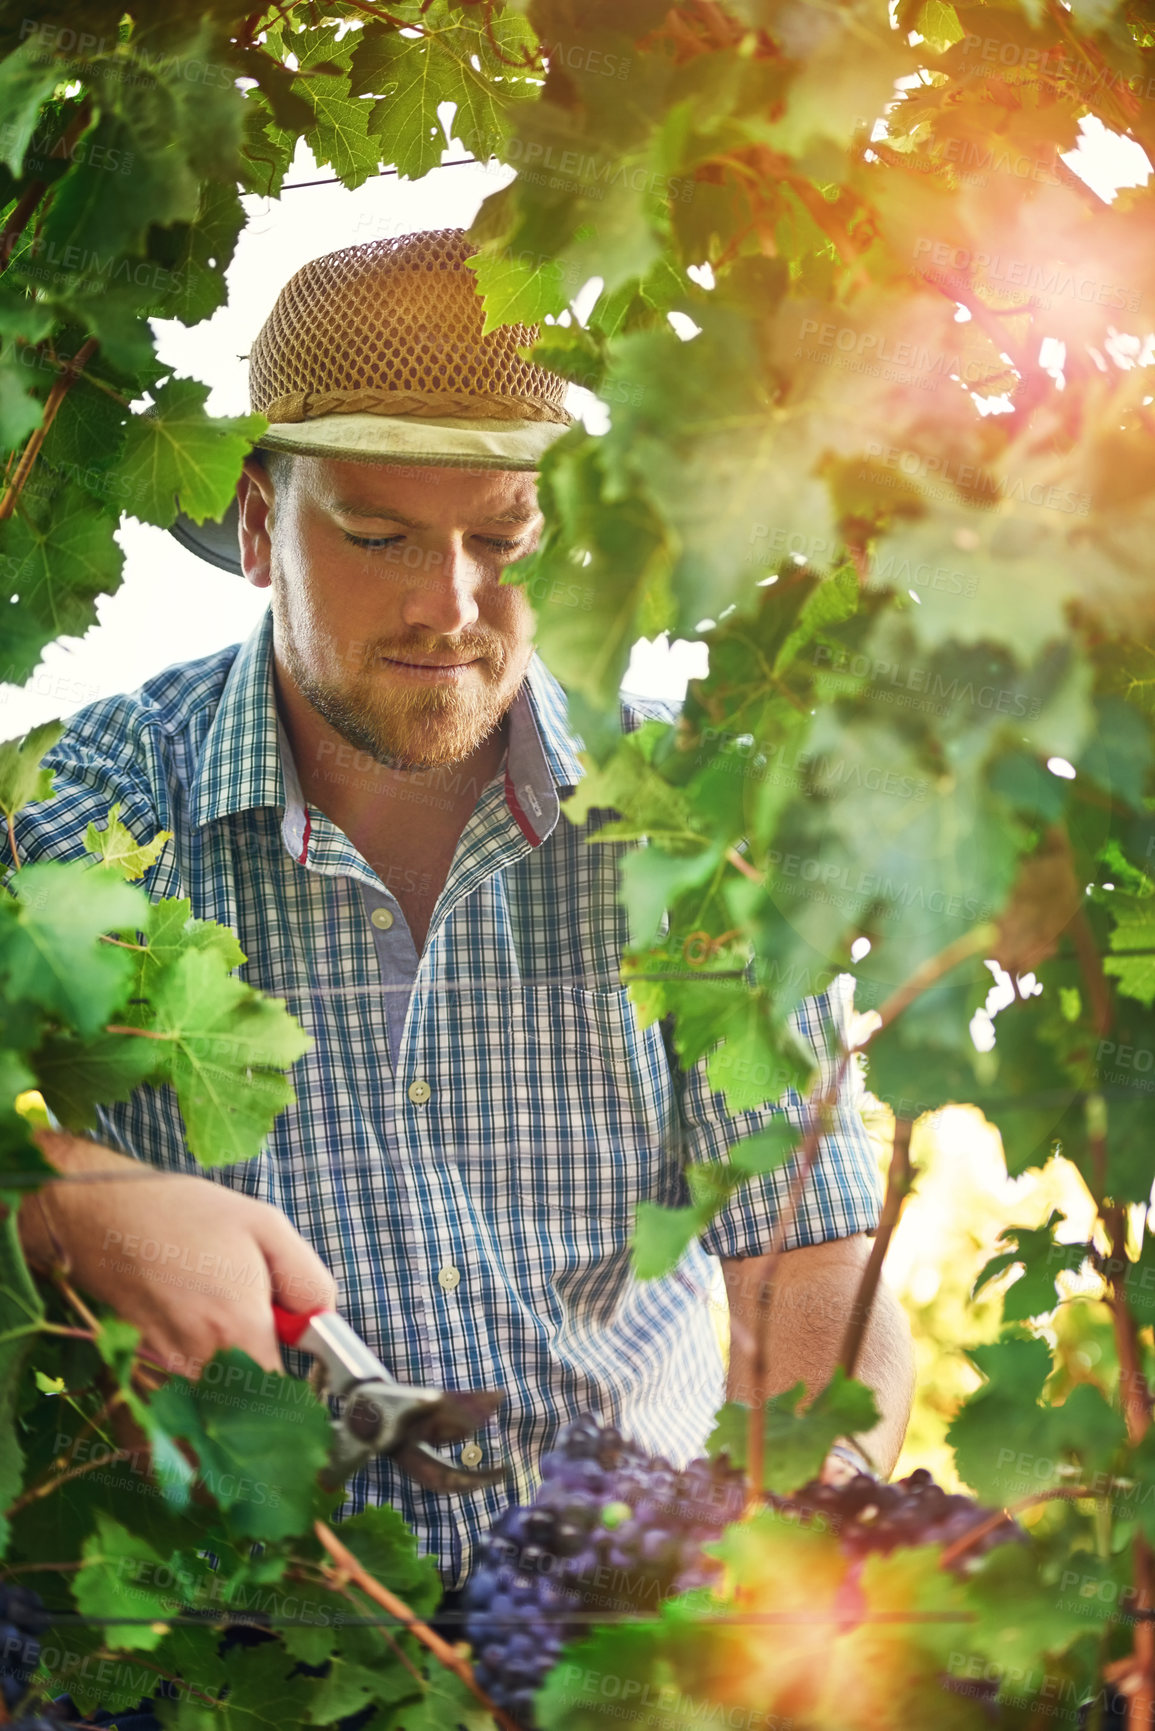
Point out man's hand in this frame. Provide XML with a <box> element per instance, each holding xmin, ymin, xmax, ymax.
<box><xmin>18</xmin><ymin>1130</ymin><xmax>338</xmax><ymax>1378</ymax></box>
<box><xmin>721</xmin><ymin>1236</ymin><xmax>915</xmax><ymax>1479</ymax></box>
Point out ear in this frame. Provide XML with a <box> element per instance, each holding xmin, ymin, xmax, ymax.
<box><xmin>237</xmin><ymin>456</ymin><xmax>276</xmax><ymax>589</ymax></box>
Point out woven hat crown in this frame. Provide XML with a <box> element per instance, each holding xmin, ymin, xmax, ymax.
<box><xmin>248</xmin><ymin>228</ymin><xmax>572</xmax><ymax>428</ymax></box>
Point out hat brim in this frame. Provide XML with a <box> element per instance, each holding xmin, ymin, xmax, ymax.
<box><xmin>169</xmin><ymin>412</ymin><xmax>572</xmax><ymax>573</ymax></box>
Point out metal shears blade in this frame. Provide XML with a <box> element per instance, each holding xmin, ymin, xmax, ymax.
<box><xmin>273</xmin><ymin>1305</ymin><xmax>506</xmax><ymax>1494</ymax></box>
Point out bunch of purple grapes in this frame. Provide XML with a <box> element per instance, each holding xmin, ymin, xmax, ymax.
<box><xmin>464</xmin><ymin>1418</ymin><xmax>1033</xmax><ymax>1729</ymax></box>
<box><xmin>463</xmin><ymin>1415</ymin><xmax>747</xmax><ymax>1726</ymax></box>
<box><xmin>769</xmin><ymin>1465</ymin><xmax>1026</xmax><ymax>1565</ymax></box>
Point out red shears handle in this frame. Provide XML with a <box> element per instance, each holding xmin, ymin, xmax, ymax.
<box><xmin>272</xmin><ymin>1303</ymin><xmax>324</xmax><ymax>1346</ymax></box>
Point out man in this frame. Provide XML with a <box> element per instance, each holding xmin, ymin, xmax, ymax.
<box><xmin>12</xmin><ymin>229</ymin><xmax>913</xmax><ymax>1594</ymax></box>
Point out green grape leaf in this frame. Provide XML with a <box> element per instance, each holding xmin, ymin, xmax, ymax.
<box><xmin>84</xmin><ymin>801</ymin><xmax>172</xmax><ymax>880</ymax></box>
<box><xmin>149</xmin><ymin>1349</ymin><xmax>332</xmax><ymax>1541</ymax></box>
<box><xmin>630</xmin><ymin>1201</ymin><xmax>709</xmax><ymax>1279</ymax></box>
<box><xmin>0</xmin><ymin>861</ymin><xmax>148</xmax><ymax>1038</ymax></box>
<box><xmin>113</xmin><ymin>378</ymin><xmax>265</xmax><ymax>528</ymax></box>
<box><xmin>137</xmin><ymin>896</ymin><xmax>247</xmax><ymax>994</ymax></box>
<box><xmin>707</xmin><ymin>1369</ymin><xmax>881</xmax><ymax>1494</ymax></box>
<box><xmin>916</xmin><ymin>0</ymin><xmax>965</xmax><ymax>51</ymax></box>
<box><xmin>38</xmin><ymin>26</ymin><xmax>244</xmax><ymax>263</ymax></box>
<box><xmin>974</xmin><ymin>1210</ymin><xmax>1097</xmax><ymax>1322</ymax></box>
<box><xmin>34</xmin><ymin>1028</ymin><xmax>163</xmax><ymax>1130</ymax></box>
<box><xmin>618</xmin><ymin>842</ymin><xmax>724</xmax><ymax>949</ymax></box>
<box><xmin>0</xmin><ymin>1049</ymin><xmax>46</xmax><ymax>1200</ymax></box>
<box><xmin>147</xmin><ymin>945</ymin><xmax>310</xmax><ymax>1165</ymax></box>
<box><xmin>0</xmin><ymin>39</ymin><xmax>67</xmax><ymax>176</ymax></box>
<box><xmin>465</xmin><ymin>243</ymin><xmax>572</xmax><ymax>329</ymax></box>
<box><xmin>728</xmin><ymin>1118</ymin><xmax>801</xmax><ymax>1175</ymax></box>
<box><xmin>562</xmin><ymin>721</ymin><xmax>697</xmax><ymax>844</ymax></box>
<box><xmin>964</xmin><ymin>1542</ymin><xmax>1117</xmax><ymax>1683</ymax></box>
<box><xmin>352</xmin><ymin>2</ymin><xmax>540</xmax><ymax>181</ymax></box>
<box><xmin>392</xmin><ymin>1669</ymin><xmax>492</xmax><ymax>1731</ymax></box>
<box><xmin>1078</xmin><ymin>695</ymin><xmax>1152</xmax><ymax>810</ymax></box>
<box><xmin>167</xmin><ymin>1635</ymin><xmax>326</xmax><ymax>1729</ymax></box>
<box><xmin>535</xmin><ymin>1619</ymin><xmax>670</xmax><ymax>1731</ymax></box>
<box><xmin>73</xmin><ymin>1512</ymin><xmax>173</xmax><ymax>1651</ymax></box>
<box><xmin>517</xmin><ymin>445</ymin><xmax>676</xmax><ymax>714</ymax></box>
<box><xmin>0</xmin><ymin>486</ymin><xmax>125</xmax><ymax>685</ymax></box>
<box><xmin>948</xmin><ymin>1336</ymin><xmax>1128</xmax><ymax>1505</ymax></box>
<box><xmin>334</xmin><ymin>1501</ymin><xmax>443</xmax><ymax>1618</ymax></box>
<box><xmin>0</xmin><ymin>719</ymin><xmax>64</xmax><ymax>826</ymax></box>
<box><xmin>0</xmin><ymin>349</ymin><xmax>44</xmax><ymax>450</ymax></box>
<box><xmin>304</xmin><ymin>1656</ymin><xmax>422</xmax><ymax>1724</ymax></box>
<box><xmin>1102</xmin><ymin>891</ymin><xmax>1155</xmax><ymax>1005</ymax></box>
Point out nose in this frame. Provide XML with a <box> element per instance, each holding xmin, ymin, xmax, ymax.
<box><xmin>397</xmin><ymin>539</ymin><xmax>483</xmax><ymax>636</ymax></box>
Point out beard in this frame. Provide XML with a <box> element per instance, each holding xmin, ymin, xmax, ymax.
<box><xmin>274</xmin><ymin>598</ymin><xmax>527</xmax><ymax>774</ymax></box>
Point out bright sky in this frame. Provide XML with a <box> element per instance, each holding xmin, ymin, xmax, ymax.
<box><xmin>0</xmin><ymin>142</ymin><xmax>703</xmax><ymax>739</ymax></box>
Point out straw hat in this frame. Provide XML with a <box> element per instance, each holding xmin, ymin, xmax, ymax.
<box><xmin>171</xmin><ymin>228</ymin><xmax>575</xmax><ymax>574</ymax></box>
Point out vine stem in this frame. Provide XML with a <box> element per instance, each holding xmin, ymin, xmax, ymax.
<box><xmin>313</xmin><ymin>1521</ymin><xmax>522</xmax><ymax>1731</ymax></box>
<box><xmin>104</xmin><ymin>1024</ymin><xmax>178</xmax><ymax>1040</ymax></box>
<box><xmin>0</xmin><ymin>337</ymin><xmax>99</xmax><ymax>522</ymax></box>
<box><xmin>6</xmin><ymin>1447</ymin><xmax>133</xmax><ymax>1514</ymax></box>
<box><xmin>938</xmin><ymin>1484</ymin><xmax>1107</xmax><ymax>1572</ymax></box>
<box><xmin>5</xmin><ymin>813</ymin><xmax>18</xmax><ymax>870</ymax></box>
<box><xmin>725</xmin><ymin>845</ymin><xmax>762</xmax><ymax>885</ymax></box>
<box><xmin>866</xmin><ymin>924</ymin><xmax>999</xmax><ymax>1040</ymax></box>
<box><xmin>837</xmin><ymin>1115</ymin><xmax>914</xmax><ymax>1383</ymax></box>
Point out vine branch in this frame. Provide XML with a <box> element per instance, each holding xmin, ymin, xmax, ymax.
<box><xmin>314</xmin><ymin>1520</ymin><xmax>522</xmax><ymax>1731</ymax></box>
<box><xmin>0</xmin><ymin>336</ymin><xmax>99</xmax><ymax>522</ymax></box>
<box><xmin>838</xmin><ymin>1115</ymin><xmax>914</xmax><ymax>1383</ymax></box>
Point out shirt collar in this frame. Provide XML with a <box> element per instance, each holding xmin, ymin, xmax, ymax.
<box><xmin>190</xmin><ymin>608</ymin><xmax>589</xmax><ymax>848</ymax></box>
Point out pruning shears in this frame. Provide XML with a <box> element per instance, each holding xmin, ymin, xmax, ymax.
<box><xmin>273</xmin><ymin>1304</ymin><xmax>506</xmax><ymax>1495</ymax></box>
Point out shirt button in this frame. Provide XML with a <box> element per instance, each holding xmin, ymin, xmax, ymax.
<box><xmin>408</xmin><ymin>1079</ymin><xmax>431</xmax><ymax>1104</ymax></box>
<box><xmin>460</xmin><ymin>1442</ymin><xmax>483</xmax><ymax>1468</ymax></box>
<box><xmin>438</xmin><ymin>1265</ymin><xmax>460</xmax><ymax>1291</ymax></box>
<box><xmin>370</xmin><ymin>907</ymin><xmax>395</xmax><ymax>931</ymax></box>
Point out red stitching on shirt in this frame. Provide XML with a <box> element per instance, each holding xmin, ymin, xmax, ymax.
<box><xmin>504</xmin><ymin>767</ymin><xmax>540</xmax><ymax>847</ymax></box>
<box><xmin>298</xmin><ymin>807</ymin><xmax>311</xmax><ymax>865</ymax></box>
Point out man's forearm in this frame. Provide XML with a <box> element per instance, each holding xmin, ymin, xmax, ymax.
<box><xmin>721</xmin><ymin>1236</ymin><xmax>915</xmax><ymax>1477</ymax></box>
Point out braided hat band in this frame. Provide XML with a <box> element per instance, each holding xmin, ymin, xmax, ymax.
<box><xmin>170</xmin><ymin>228</ymin><xmax>575</xmax><ymax>570</ymax></box>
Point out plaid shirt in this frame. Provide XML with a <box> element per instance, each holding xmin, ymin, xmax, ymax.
<box><xmin>13</xmin><ymin>609</ymin><xmax>881</xmax><ymax>1586</ymax></box>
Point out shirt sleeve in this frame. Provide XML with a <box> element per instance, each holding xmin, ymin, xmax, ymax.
<box><xmin>0</xmin><ymin>697</ymin><xmax>169</xmax><ymax>876</ymax></box>
<box><xmin>664</xmin><ymin>973</ymin><xmax>884</xmax><ymax>1259</ymax></box>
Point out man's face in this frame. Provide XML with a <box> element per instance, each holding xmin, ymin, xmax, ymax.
<box><xmin>240</xmin><ymin>454</ymin><xmax>542</xmax><ymax>773</ymax></box>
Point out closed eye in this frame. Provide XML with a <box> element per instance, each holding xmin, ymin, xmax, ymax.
<box><xmin>341</xmin><ymin>532</ymin><xmax>524</xmax><ymax>552</ymax></box>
